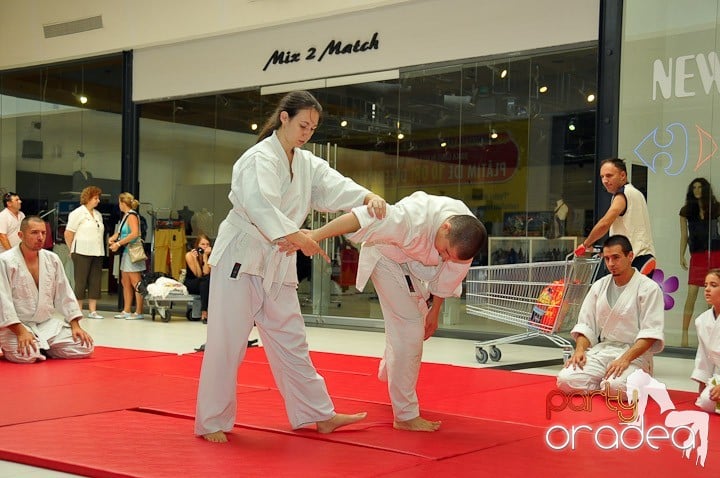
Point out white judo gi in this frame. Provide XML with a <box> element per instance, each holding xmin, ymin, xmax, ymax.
<box><xmin>0</xmin><ymin>246</ymin><xmax>92</xmax><ymax>363</ymax></box>
<box><xmin>346</xmin><ymin>191</ymin><xmax>473</xmax><ymax>421</ymax></box>
<box><xmin>194</xmin><ymin>131</ymin><xmax>371</xmax><ymax>434</ymax></box>
<box><xmin>691</xmin><ymin>308</ymin><xmax>720</xmax><ymax>413</ymax></box>
<box><xmin>556</xmin><ymin>269</ymin><xmax>665</xmax><ymax>395</ymax></box>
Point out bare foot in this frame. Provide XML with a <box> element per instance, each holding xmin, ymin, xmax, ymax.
<box><xmin>316</xmin><ymin>412</ymin><xmax>367</xmax><ymax>433</ymax></box>
<box><xmin>394</xmin><ymin>416</ymin><xmax>441</xmax><ymax>432</ymax></box>
<box><xmin>202</xmin><ymin>431</ymin><xmax>228</xmax><ymax>443</ymax></box>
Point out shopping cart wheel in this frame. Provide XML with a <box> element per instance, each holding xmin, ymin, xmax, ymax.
<box><xmin>475</xmin><ymin>347</ymin><xmax>489</xmax><ymax>364</ymax></box>
<box><xmin>489</xmin><ymin>346</ymin><xmax>502</xmax><ymax>362</ymax></box>
<box><xmin>162</xmin><ymin>309</ymin><xmax>171</xmax><ymax>322</ymax></box>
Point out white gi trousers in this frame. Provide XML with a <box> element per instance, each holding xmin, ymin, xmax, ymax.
<box><xmin>371</xmin><ymin>256</ymin><xmax>429</xmax><ymax>422</ymax></box>
<box><xmin>194</xmin><ymin>253</ymin><xmax>334</xmax><ymax>435</ymax></box>
<box><xmin>556</xmin><ymin>341</ymin><xmax>651</xmax><ymax>396</ymax></box>
<box><xmin>0</xmin><ymin>320</ymin><xmax>94</xmax><ymax>363</ymax></box>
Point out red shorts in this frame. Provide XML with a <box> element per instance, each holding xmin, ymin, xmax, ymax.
<box><xmin>688</xmin><ymin>250</ymin><xmax>720</xmax><ymax>286</ymax></box>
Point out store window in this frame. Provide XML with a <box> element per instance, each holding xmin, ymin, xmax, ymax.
<box><xmin>137</xmin><ymin>44</ymin><xmax>598</xmax><ymax>335</ymax></box>
<box><xmin>0</xmin><ymin>54</ymin><xmax>123</xmax><ymax>293</ymax></box>
<box><xmin>621</xmin><ymin>1</ymin><xmax>720</xmax><ymax>348</ymax></box>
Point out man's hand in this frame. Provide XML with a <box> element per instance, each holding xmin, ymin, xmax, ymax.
<box><xmin>564</xmin><ymin>349</ymin><xmax>587</xmax><ymax>369</ymax></box>
<box><xmin>574</xmin><ymin>244</ymin><xmax>587</xmax><ymax>257</ymax></box>
<box><xmin>710</xmin><ymin>384</ymin><xmax>720</xmax><ymax>401</ymax></box>
<box><xmin>13</xmin><ymin>325</ymin><xmax>39</xmax><ymax>357</ymax></box>
<box><xmin>365</xmin><ymin>193</ymin><xmax>387</xmax><ymax>219</ymax></box>
<box><xmin>70</xmin><ymin>319</ymin><xmax>94</xmax><ymax>348</ymax></box>
<box><xmin>604</xmin><ymin>356</ymin><xmax>631</xmax><ymax>380</ymax></box>
<box><xmin>424</xmin><ymin>309</ymin><xmax>440</xmax><ymax>340</ymax></box>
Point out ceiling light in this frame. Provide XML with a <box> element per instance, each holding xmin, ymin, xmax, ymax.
<box><xmin>539</xmin><ymin>85</ymin><xmax>548</xmax><ymax>93</ymax></box>
<box><xmin>250</xmin><ymin>123</ymin><xmax>258</xmax><ymax>131</ymax></box>
<box><xmin>586</xmin><ymin>93</ymin><xmax>596</xmax><ymax>103</ymax></box>
<box><xmin>440</xmin><ymin>141</ymin><xmax>447</xmax><ymax>148</ymax></box>
<box><xmin>568</xmin><ymin>117</ymin><xmax>576</xmax><ymax>131</ymax></box>
<box><xmin>397</xmin><ymin>132</ymin><xmax>405</xmax><ymax>140</ymax></box>
<box><xmin>340</xmin><ymin>119</ymin><xmax>348</xmax><ymax>127</ymax></box>
<box><xmin>500</xmin><ymin>69</ymin><xmax>508</xmax><ymax>79</ymax></box>
<box><xmin>490</xmin><ymin>129</ymin><xmax>498</xmax><ymax>139</ymax></box>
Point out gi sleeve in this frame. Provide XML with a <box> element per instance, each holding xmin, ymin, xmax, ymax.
<box><xmin>50</xmin><ymin>254</ymin><xmax>82</xmax><ymax>322</ymax></box>
<box><xmin>0</xmin><ymin>257</ymin><xmax>20</xmax><ymax>328</ymax></box>
<box><xmin>309</xmin><ymin>157</ymin><xmax>369</xmax><ymax>213</ymax></box>
<box><xmin>635</xmin><ymin>281</ymin><xmax>665</xmax><ymax>353</ymax></box>
<box><xmin>570</xmin><ymin>280</ymin><xmax>602</xmax><ymax>347</ymax></box>
<box><xmin>428</xmin><ymin>261</ymin><xmax>470</xmax><ymax>298</ymax></box>
<box><xmin>691</xmin><ymin>313</ymin><xmax>715</xmax><ymax>384</ymax></box>
<box><xmin>347</xmin><ymin>204</ymin><xmax>405</xmax><ymax>245</ymax></box>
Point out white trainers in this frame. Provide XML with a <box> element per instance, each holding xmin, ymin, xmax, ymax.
<box><xmin>126</xmin><ymin>313</ymin><xmax>144</xmax><ymax>320</ymax></box>
<box><xmin>114</xmin><ymin>312</ymin><xmax>131</xmax><ymax>319</ymax></box>
<box><xmin>87</xmin><ymin>311</ymin><xmax>104</xmax><ymax>319</ymax></box>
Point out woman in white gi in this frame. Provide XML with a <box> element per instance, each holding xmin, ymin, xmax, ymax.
<box><xmin>0</xmin><ymin>216</ymin><xmax>94</xmax><ymax>363</ymax></box>
<box><xmin>64</xmin><ymin>186</ymin><xmax>105</xmax><ymax>319</ymax></box>
<box><xmin>195</xmin><ymin>90</ymin><xmax>387</xmax><ymax>443</ymax></box>
<box><xmin>303</xmin><ymin>191</ymin><xmax>487</xmax><ymax>431</ymax></box>
<box><xmin>558</xmin><ymin>235</ymin><xmax>665</xmax><ymax>396</ymax></box>
<box><xmin>691</xmin><ymin>268</ymin><xmax>720</xmax><ymax>413</ymax></box>
<box><xmin>108</xmin><ymin>193</ymin><xmax>146</xmax><ymax>320</ymax></box>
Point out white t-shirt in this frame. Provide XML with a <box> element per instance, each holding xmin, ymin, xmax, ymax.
<box><xmin>0</xmin><ymin>208</ymin><xmax>25</xmax><ymax>251</ymax></box>
<box><xmin>66</xmin><ymin>205</ymin><xmax>105</xmax><ymax>256</ymax></box>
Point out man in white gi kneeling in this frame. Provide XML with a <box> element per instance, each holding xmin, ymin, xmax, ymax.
<box><xmin>557</xmin><ymin>234</ymin><xmax>664</xmax><ymax>396</ymax></box>
<box><xmin>0</xmin><ymin>216</ymin><xmax>94</xmax><ymax>363</ymax></box>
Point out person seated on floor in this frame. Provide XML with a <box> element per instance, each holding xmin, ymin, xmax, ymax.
<box><xmin>557</xmin><ymin>234</ymin><xmax>664</xmax><ymax>396</ymax></box>
<box><xmin>0</xmin><ymin>216</ymin><xmax>94</xmax><ymax>363</ymax></box>
<box><xmin>302</xmin><ymin>191</ymin><xmax>487</xmax><ymax>431</ymax></box>
<box><xmin>185</xmin><ymin>234</ymin><xmax>212</xmax><ymax>324</ymax></box>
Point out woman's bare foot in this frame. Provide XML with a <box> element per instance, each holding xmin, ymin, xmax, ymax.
<box><xmin>394</xmin><ymin>416</ymin><xmax>441</xmax><ymax>432</ymax></box>
<box><xmin>316</xmin><ymin>412</ymin><xmax>367</xmax><ymax>433</ymax></box>
<box><xmin>202</xmin><ymin>431</ymin><xmax>228</xmax><ymax>443</ymax></box>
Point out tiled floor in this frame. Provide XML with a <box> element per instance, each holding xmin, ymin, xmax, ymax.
<box><xmin>0</xmin><ymin>310</ymin><xmax>699</xmax><ymax>477</ymax></box>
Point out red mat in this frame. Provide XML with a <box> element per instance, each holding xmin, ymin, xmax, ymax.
<box><xmin>383</xmin><ymin>428</ymin><xmax>720</xmax><ymax>477</ymax></box>
<box><xmin>0</xmin><ymin>410</ymin><xmax>428</xmax><ymax>478</ymax></box>
<box><xmin>141</xmin><ymin>390</ymin><xmax>544</xmax><ymax>459</ymax></box>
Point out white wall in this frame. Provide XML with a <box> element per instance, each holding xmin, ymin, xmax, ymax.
<box><xmin>133</xmin><ymin>0</ymin><xmax>600</xmax><ymax>101</ymax></box>
<box><xmin>0</xmin><ymin>0</ymin><xmax>414</xmax><ymax>70</ymax></box>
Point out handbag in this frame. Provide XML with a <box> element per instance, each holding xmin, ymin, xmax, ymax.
<box><xmin>127</xmin><ymin>240</ymin><xmax>147</xmax><ymax>263</ymax></box>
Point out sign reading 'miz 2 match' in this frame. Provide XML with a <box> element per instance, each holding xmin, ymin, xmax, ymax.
<box><xmin>263</xmin><ymin>32</ymin><xmax>380</xmax><ymax>71</ymax></box>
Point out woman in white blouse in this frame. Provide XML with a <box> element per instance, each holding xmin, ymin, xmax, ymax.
<box><xmin>64</xmin><ymin>186</ymin><xmax>105</xmax><ymax>319</ymax></box>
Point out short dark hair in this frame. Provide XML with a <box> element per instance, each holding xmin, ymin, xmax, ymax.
<box><xmin>20</xmin><ymin>215</ymin><xmax>45</xmax><ymax>232</ymax></box>
<box><xmin>600</xmin><ymin>157</ymin><xmax>627</xmax><ymax>174</ymax></box>
<box><xmin>446</xmin><ymin>215</ymin><xmax>487</xmax><ymax>260</ymax></box>
<box><xmin>603</xmin><ymin>234</ymin><xmax>632</xmax><ymax>254</ymax></box>
<box><xmin>3</xmin><ymin>192</ymin><xmax>17</xmax><ymax>207</ymax></box>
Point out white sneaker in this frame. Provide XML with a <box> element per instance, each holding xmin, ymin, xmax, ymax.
<box><xmin>126</xmin><ymin>313</ymin><xmax>144</xmax><ymax>320</ymax></box>
<box><xmin>87</xmin><ymin>311</ymin><xmax>104</xmax><ymax>319</ymax></box>
<box><xmin>114</xmin><ymin>312</ymin><xmax>131</xmax><ymax>319</ymax></box>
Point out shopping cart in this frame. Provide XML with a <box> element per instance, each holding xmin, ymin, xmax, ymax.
<box><xmin>465</xmin><ymin>254</ymin><xmax>601</xmax><ymax>363</ymax></box>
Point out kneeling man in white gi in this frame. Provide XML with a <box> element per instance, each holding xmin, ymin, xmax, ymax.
<box><xmin>0</xmin><ymin>216</ymin><xmax>94</xmax><ymax>363</ymax></box>
<box><xmin>557</xmin><ymin>234</ymin><xmax>664</xmax><ymax>396</ymax></box>
<box><xmin>303</xmin><ymin>191</ymin><xmax>487</xmax><ymax>431</ymax></box>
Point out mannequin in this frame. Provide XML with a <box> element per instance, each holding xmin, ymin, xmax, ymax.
<box><xmin>679</xmin><ymin>178</ymin><xmax>720</xmax><ymax>347</ymax></box>
<box><xmin>553</xmin><ymin>198</ymin><xmax>569</xmax><ymax>238</ymax></box>
<box><xmin>177</xmin><ymin>206</ymin><xmax>195</xmax><ymax>235</ymax></box>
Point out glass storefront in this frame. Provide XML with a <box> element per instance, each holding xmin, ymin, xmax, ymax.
<box><xmin>621</xmin><ymin>0</ymin><xmax>720</xmax><ymax>348</ymax></box>
<box><xmin>0</xmin><ymin>54</ymin><xmax>124</xmax><ymax>292</ymax></box>
<box><xmin>135</xmin><ymin>45</ymin><xmax>598</xmax><ymax>335</ymax></box>
<box><xmin>0</xmin><ymin>44</ymin><xmax>598</xmax><ymax>339</ymax></box>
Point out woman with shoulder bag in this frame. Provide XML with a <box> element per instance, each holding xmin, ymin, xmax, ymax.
<box><xmin>108</xmin><ymin>192</ymin><xmax>146</xmax><ymax>320</ymax></box>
